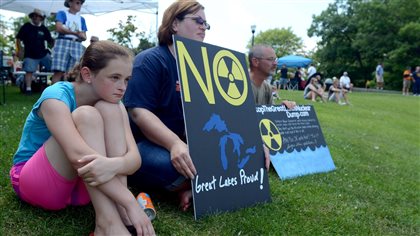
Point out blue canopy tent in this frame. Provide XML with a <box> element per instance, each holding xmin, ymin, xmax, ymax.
<box><xmin>277</xmin><ymin>55</ymin><xmax>312</xmax><ymax>68</ymax></box>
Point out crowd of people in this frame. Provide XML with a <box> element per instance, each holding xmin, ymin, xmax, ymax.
<box><xmin>267</xmin><ymin>63</ymin><xmax>353</xmax><ymax>105</ymax></box>
<box><xmin>8</xmin><ymin>0</ymin><xmax>419</xmax><ymax>235</ymax></box>
<box><xmin>301</xmin><ymin>70</ymin><xmax>352</xmax><ymax>105</ymax></box>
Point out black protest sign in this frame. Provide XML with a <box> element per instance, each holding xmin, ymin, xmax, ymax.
<box><xmin>174</xmin><ymin>36</ymin><xmax>271</xmax><ymax>220</ymax></box>
<box><xmin>256</xmin><ymin>105</ymin><xmax>335</xmax><ymax>180</ymax></box>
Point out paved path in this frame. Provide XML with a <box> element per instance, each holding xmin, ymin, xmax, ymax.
<box><xmin>353</xmin><ymin>87</ymin><xmax>401</xmax><ymax>94</ymax></box>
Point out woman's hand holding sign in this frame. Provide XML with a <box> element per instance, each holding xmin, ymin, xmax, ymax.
<box><xmin>170</xmin><ymin>140</ymin><xmax>197</xmax><ymax>179</ymax></box>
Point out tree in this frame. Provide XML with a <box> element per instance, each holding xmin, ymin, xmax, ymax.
<box><xmin>308</xmin><ymin>0</ymin><xmax>420</xmax><ymax>89</ymax></box>
<box><xmin>248</xmin><ymin>28</ymin><xmax>304</xmax><ymax>58</ymax></box>
<box><xmin>0</xmin><ymin>15</ymin><xmax>26</xmax><ymax>55</ymax></box>
<box><xmin>107</xmin><ymin>15</ymin><xmax>155</xmax><ymax>55</ymax></box>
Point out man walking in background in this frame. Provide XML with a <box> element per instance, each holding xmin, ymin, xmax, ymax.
<box><xmin>375</xmin><ymin>62</ymin><xmax>384</xmax><ymax>90</ymax></box>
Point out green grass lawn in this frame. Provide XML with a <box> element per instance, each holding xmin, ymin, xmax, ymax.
<box><xmin>1</xmin><ymin>85</ymin><xmax>419</xmax><ymax>235</ymax></box>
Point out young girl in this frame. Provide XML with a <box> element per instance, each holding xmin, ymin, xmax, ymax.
<box><xmin>10</xmin><ymin>40</ymin><xmax>155</xmax><ymax>236</ymax></box>
<box><xmin>328</xmin><ymin>77</ymin><xmax>349</xmax><ymax>105</ymax></box>
<box><xmin>303</xmin><ymin>75</ymin><xmax>326</xmax><ymax>102</ymax></box>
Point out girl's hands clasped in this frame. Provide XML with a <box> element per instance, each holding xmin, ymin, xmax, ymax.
<box><xmin>77</xmin><ymin>154</ymin><xmax>119</xmax><ymax>186</ymax></box>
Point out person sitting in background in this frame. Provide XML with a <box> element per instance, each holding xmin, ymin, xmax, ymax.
<box><xmin>339</xmin><ymin>71</ymin><xmax>353</xmax><ymax>92</ymax></box>
<box><xmin>16</xmin><ymin>8</ymin><xmax>54</xmax><ymax>94</ymax></box>
<box><xmin>303</xmin><ymin>75</ymin><xmax>326</xmax><ymax>102</ymax></box>
<box><xmin>329</xmin><ymin>77</ymin><xmax>349</xmax><ymax>105</ymax></box>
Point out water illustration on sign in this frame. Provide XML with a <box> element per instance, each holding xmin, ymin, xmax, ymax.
<box><xmin>203</xmin><ymin>113</ymin><xmax>256</xmax><ymax>170</ymax></box>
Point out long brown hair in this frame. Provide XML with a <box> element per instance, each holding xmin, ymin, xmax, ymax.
<box><xmin>158</xmin><ymin>0</ymin><xmax>204</xmax><ymax>46</ymax></box>
<box><xmin>69</xmin><ymin>40</ymin><xmax>133</xmax><ymax>82</ymax></box>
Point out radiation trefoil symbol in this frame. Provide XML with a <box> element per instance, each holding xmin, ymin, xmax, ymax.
<box><xmin>259</xmin><ymin>119</ymin><xmax>282</xmax><ymax>151</ymax></box>
<box><xmin>213</xmin><ymin>50</ymin><xmax>248</xmax><ymax>106</ymax></box>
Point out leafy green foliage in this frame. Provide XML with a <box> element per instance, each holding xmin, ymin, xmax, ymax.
<box><xmin>106</xmin><ymin>15</ymin><xmax>155</xmax><ymax>54</ymax></box>
<box><xmin>1</xmin><ymin>86</ymin><xmax>419</xmax><ymax>235</ymax></box>
<box><xmin>308</xmin><ymin>0</ymin><xmax>420</xmax><ymax>89</ymax></box>
<box><xmin>250</xmin><ymin>28</ymin><xmax>304</xmax><ymax>57</ymax></box>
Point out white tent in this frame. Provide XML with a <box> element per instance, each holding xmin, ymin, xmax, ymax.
<box><xmin>0</xmin><ymin>0</ymin><xmax>158</xmax><ymax>16</ymax></box>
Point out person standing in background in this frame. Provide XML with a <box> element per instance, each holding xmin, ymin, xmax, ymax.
<box><xmin>402</xmin><ymin>66</ymin><xmax>413</xmax><ymax>95</ymax></box>
<box><xmin>278</xmin><ymin>64</ymin><xmax>289</xmax><ymax>90</ymax></box>
<box><xmin>307</xmin><ymin>63</ymin><xmax>317</xmax><ymax>80</ymax></box>
<box><xmin>375</xmin><ymin>62</ymin><xmax>384</xmax><ymax>90</ymax></box>
<box><xmin>16</xmin><ymin>8</ymin><xmax>54</xmax><ymax>94</ymax></box>
<box><xmin>411</xmin><ymin>66</ymin><xmax>420</xmax><ymax>96</ymax></box>
<box><xmin>51</xmin><ymin>0</ymin><xmax>87</xmax><ymax>84</ymax></box>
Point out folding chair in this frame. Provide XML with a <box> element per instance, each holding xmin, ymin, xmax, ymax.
<box><xmin>287</xmin><ymin>78</ymin><xmax>299</xmax><ymax>90</ymax></box>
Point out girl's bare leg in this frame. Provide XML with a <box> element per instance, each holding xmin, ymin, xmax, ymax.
<box><xmin>310</xmin><ymin>91</ymin><xmax>316</xmax><ymax>101</ymax></box>
<box><xmin>342</xmin><ymin>91</ymin><xmax>349</xmax><ymax>104</ymax></box>
<box><xmin>94</xmin><ymin>101</ymin><xmax>133</xmax><ymax>226</ymax></box>
<box><xmin>72</xmin><ymin>105</ymin><xmax>130</xmax><ymax>235</ymax></box>
<box><xmin>334</xmin><ymin>92</ymin><xmax>340</xmax><ymax>103</ymax></box>
<box><xmin>89</xmin><ymin>102</ymin><xmax>153</xmax><ymax>235</ymax></box>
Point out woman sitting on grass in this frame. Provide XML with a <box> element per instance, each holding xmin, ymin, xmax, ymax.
<box><xmin>9</xmin><ymin>40</ymin><xmax>155</xmax><ymax>236</ymax></box>
<box><xmin>328</xmin><ymin>77</ymin><xmax>350</xmax><ymax>105</ymax></box>
<box><xmin>303</xmin><ymin>75</ymin><xmax>326</xmax><ymax>102</ymax></box>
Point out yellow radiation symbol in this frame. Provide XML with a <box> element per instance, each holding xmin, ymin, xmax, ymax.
<box><xmin>213</xmin><ymin>50</ymin><xmax>248</xmax><ymax>106</ymax></box>
<box><xmin>259</xmin><ymin>119</ymin><xmax>282</xmax><ymax>151</ymax></box>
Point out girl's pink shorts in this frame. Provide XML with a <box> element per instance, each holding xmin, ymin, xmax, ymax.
<box><xmin>10</xmin><ymin>145</ymin><xmax>90</xmax><ymax>210</ymax></box>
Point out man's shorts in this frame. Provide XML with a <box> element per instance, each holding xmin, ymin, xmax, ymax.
<box><xmin>51</xmin><ymin>38</ymin><xmax>85</xmax><ymax>72</ymax></box>
<box><xmin>403</xmin><ymin>79</ymin><xmax>411</xmax><ymax>88</ymax></box>
<box><xmin>23</xmin><ymin>54</ymin><xmax>52</xmax><ymax>73</ymax></box>
<box><xmin>9</xmin><ymin>145</ymin><xmax>90</xmax><ymax>210</ymax></box>
<box><xmin>279</xmin><ymin>78</ymin><xmax>289</xmax><ymax>85</ymax></box>
<box><xmin>376</xmin><ymin>75</ymin><xmax>384</xmax><ymax>83</ymax></box>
